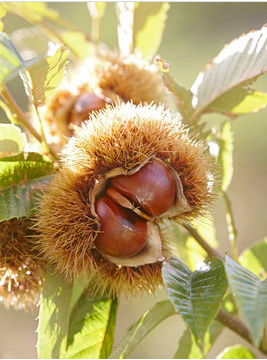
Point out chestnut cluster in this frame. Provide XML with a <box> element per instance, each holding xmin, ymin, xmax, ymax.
<box><xmin>95</xmin><ymin>159</ymin><xmax>176</xmax><ymax>259</ymax></box>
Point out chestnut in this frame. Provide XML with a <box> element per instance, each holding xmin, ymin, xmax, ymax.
<box><xmin>94</xmin><ymin>196</ymin><xmax>148</xmax><ymax>258</ymax></box>
<box><xmin>68</xmin><ymin>92</ymin><xmax>109</xmax><ymax>126</ymax></box>
<box><xmin>111</xmin><ymin>159</ymin><xmax>176</xmax><ymax>217</ymax></box>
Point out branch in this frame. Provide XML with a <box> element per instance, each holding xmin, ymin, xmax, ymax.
<box><xmin>182</xmin><ymin>223</ymin><xmax>223</xmax><ymax>259</ymax></box>
<box><xmin>216</xmin><ymin>309</ymin><xmax>267</xmax><ymax>356</ymax></box>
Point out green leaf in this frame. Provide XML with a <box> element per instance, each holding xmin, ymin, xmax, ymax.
<box><xmin>38</xmin><ymin>267</ymin><xmax>117</xmax><ymax>359</ymax></box>
<box><xmin>109</xmin><ymin>300</ymin><xmax>175</xmax><ymax>359</ymax></box>
<box><xmin>209</xmin><ymin>87</ymin><xmax>267</xmax><ymax>117</ymax></box>
<box><xmin>191</xmin><ymin>26</ymin><xmax>267</xmax><ymax>120</ymax></box>
<box><xmin>133</xmin><ymin>2</ymin><xmax>169</xmax><ymax>57</ymax></box>
<box><xmin>0</xmin><ymin>151</ymin><xmax>53</xmax><ymax>221</ymax></box>
<box><xmin>239</xmin><ymin>237</ymin><xmax>267</xmax><ymax>279</ymax></box>
<box><xmin>217</xmin><ymin>345</ymin><xmax>256</xmax><ymax>359</ymax></box>
<box><xmin>0</xmin><ymin>123</ymin><xmax>26</xmax><ymax>156</ymax></box>
<box><xmin>225</xmin><ymin>255</ymin><xmax>267</xmax><ymax>347</ymax></box>
<box><xmin>66</xmin><ymin>294</ymin><xmax>117</xmax><ymax>359</ymax></box>
<box><xmin>157</xmin><ymin>59</ymin><xmax>194</xmax><ymax>121</ymax></box>
<box><xmin>0</xmin><ymin>32</ymin><xmax>24</xmax><ymax>83</ymax></box>
<box><xmin>21</xmin><ymin>45</ymin><xmax>69</xmax><ymax>107</ymax></box>
<box><xmin>162</xmin><ymin>257</ymin><xmax>227</xmax><ymax>350</ymax></box>
<box><xmin>37</xmin><ymin>267</ymin><xmax>88</xmax><ymax>359</ymax></box>
<box><xmin>0</xmin><ymin>175</ymin><xmax>52</xmax><ymax>221</ymax></box>
<box><xmin>217</xmin><ymin>122</ymin><xmax>234</xmax><ymax>192</ymax></box>
<box><xmin>174</xmin><ymin>320</ymin><xmax>223</xmax><ymax>359</ymax></box>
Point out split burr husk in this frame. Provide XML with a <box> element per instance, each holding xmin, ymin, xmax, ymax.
<box><xmin>36</xmin><ymin>102</ymin><xmax>215</xmax><ymax>296</ymax></box>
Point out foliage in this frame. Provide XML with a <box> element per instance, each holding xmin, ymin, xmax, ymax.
<box><xmin>0</xmin><ymin>2</ymin><xmax>267</xmax><ymax>359</ymax></box>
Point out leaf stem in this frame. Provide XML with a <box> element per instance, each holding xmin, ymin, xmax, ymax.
<box><xmin>91</xmin><ymin>17</ymin><xmax>100</xmax><ymax>42</ymax></box>
<box><xmin>222</xmin><ymin>191</ymin><xmax>239</xmax><ymax>262</ymax></box>
<box><xmin>183</xmin><ymin>223</ymin><xmax>223</xmax><ymax>260</ymax></box>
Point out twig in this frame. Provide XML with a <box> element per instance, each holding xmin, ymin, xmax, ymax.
<box><xmin>183</xmin><ymin>223</ymin><xmax>223</xmax><ymax>259</ymax></box>
<box><xmin>216</xmin><ymin>309</ymin><xmax>267</xmax><ymax>356</ymax></box>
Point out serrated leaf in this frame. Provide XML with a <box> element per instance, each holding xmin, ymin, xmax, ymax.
<box><xmin>109</xmin><ymin>300</ymin><xmax>175</xmax><ymax>359</ymax></box>
<box><xmin>217</xmin><ymin>345</ymin><xmax>256</xmax><ymax>359</ymax></box>
<box><xmin>133</xmin><ymin>2</ymin><xmax>169</xmax><ymax>57</ymax></box>
<box><xmin>21</xmin><ymin>45</ymin><xmax>68</xmax><ymax>107</ymax></box>
<box><xmin>191</xmin><ymin>26</ymin><xmax>267</xmax><ymax>119</ymax></box>
<box><xmin>225</xmin><ymin>255</ymin><xmax>267</xmax><ymax>347</ymax></box>
<box><xmin>239</xmin><ymin>237</ymin><xmax>267</xmax><ymax>279</ymax></box>
<box><xmin>0</xmin><ymin>32</ymin><xmax>24</xmax><ymax>83</ymax></box>
<box><xmin>217</xmin><ymin>122</ymin><xmax>233</xmax><ymax>192</ymax></box>
<box><xmin>66</xmin><ymin>294</ymin><xmax>117</xmax><ymax>359</ymax></box>
<box><xmin>210</xmin><ymin>87</ymin><xmax>267</xmax><ymax>117</ymax></box>
<box><xmin>162</xmin><ymin>257</ymin><xmax>227</xmax><ymax>350</ymax></box>
<box><xmin>174</xmin><ymin>320</ymin><xmax>223</xmax><ymax>359</ymax></box>
<box><xmin>0</xmin><ymin>175</ymin><xmax>52</xmax><ymax>221</ymax></box>
<box><xmin>0</xmin><ymin>123</ymin><xmax>26</xmax><ymax>156</ymax></box>
<box><xmin>38</xmin><ymin>267</ymin><xmax>117</xmax><ymax>359</ymax></box>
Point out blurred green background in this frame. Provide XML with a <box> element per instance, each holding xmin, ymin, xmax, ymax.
<box><xmin>1</xmin><ymin>2</ymin><xmax>267</xmax><ymax>358</ymax></box>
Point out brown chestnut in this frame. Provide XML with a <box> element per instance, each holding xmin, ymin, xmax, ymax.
<box><xmin>111</xmin><ymin>159</ymin><xmax>176</xmax><ymax>217</ymax></box>
<box><xmin>95</xmin><ymin>196</ymin><xmax>148</xmax><ymax>258</ymax></box>
<box><xmin>68</xmin><ymin>92</ymin><xmax>109</xmax><ymax>126</ymax></box>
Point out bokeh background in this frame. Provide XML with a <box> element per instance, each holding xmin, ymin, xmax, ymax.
<box><xmin>1</xmin><ymin>2</ymin><xmax>267</xmax><ymax>358</ymax></box>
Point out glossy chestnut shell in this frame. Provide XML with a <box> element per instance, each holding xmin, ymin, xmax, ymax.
<box><xmin>111</xmin><ymin>159</ymin><xmax>176</xmax><ymax>217</ymax></box>
<box><xmin>94</xmin><ymin>196</ymin><xmax>148</xmax><ymax>258</ymax></box>
<box><xmin>68</xmin><ymin>92</ymin><xmax>108</xmax><ymax>126</ymax></box>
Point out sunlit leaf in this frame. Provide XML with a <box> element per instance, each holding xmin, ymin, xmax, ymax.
<box><xmin>217</xmin><ymin>344</ymin><xmax>256</xmax><ymax>359</ymax></box>
<box><xmin>191</xmin><ymin>26</ymin><xmax>267</xmax><ymax>120</ymax></box>
<box><xmin>37</xmin><ymin>267</ymin><xmax>88</xmax><ymax>359</ymax></box>
<box><xmin>87</xmin><ymin>2</ymin><xmax>106</xmax><ymax>19</ymax></box>
<box><xmin>239</xmin><ymin>237</ymin><xmax>267</xmax><ymax>279</ymax></box>
<box><xmin>21</xmin><ymin>44</ymin><xmax>69</xmax><ymax>107</ymax></box>
<box><xmin>217</xmin><ymin>122</ymin><xmax>233</xmax><ymax>192</ymax></box>
<box><xmin>109</xmin><ymin>300</ymin><xmax>175</xmax><ymax>359</ymax></box>
<box><xmin>133</xmin><ymin>2</ymin><xmax>169</xmax><ymax>57</ymax></box>
<box><xmin>66</xmin><ymin>294</ymin><xmax>117</xmax><ymax>359</ymax></box>
<box><xmin>162</xmin><ymin>257</ymin><xmax>227</xmax><ymax>350</ymax></box>
<box><xmin>174</xmin><ymin>321</ymin><xmax>222</xmax><ymax>359</ymax></box>
<box><xmin>209</xmin><ymin>87</ymin><xmax>267</xmax><ymax>117</ymax></box>
<box><xmin>38</xmin><ymin>267</ymin><xmax>117</xmax><ymax>359</ymax></box>
<box><xmin>0</xmin><ymin>123</ymin><xmax>26</xmax><ymax>156</ymax></box>
<box><xmin>225</xmin><ymin>255</ymin><xmax>267</xmax><ymax>347</ymax></box>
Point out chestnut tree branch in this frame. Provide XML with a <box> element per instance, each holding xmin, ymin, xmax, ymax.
<box><xmin>182</xmin><ymin>222</ymin><xmax>223</xmax><ymax>259</ymax></box>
